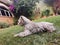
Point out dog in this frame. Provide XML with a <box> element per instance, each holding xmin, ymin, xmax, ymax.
<box><xmin>14</xmin><ymin>16</ymin><xmax>56</xmax><ymax>37</ymax></box>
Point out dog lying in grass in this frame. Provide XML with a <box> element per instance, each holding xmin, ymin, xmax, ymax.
<box><xmin>14</xmin><ymin>16</ymin><xmax>56</xmax><ymax>37</ymax></box>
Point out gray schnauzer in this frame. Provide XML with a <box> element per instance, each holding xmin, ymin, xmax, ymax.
<box><xmin>14</xmin><ymin>16</ymin><xmax>56</xmax><ymax>37</ymax></box>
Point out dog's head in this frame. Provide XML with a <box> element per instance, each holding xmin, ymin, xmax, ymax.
<box><xmin>18</xmin><ymin>16</ymin><xmax>25</xmax><ymax>26</ymax></box>
<box><xmin>18</xmin><ymin>16</ymin><xmax>32</xmax><ymax>26</ymax></box>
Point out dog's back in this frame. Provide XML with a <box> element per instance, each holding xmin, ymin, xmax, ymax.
<box><xmin>36</xmin><ymin>22</ymin><xmax>56</xmax><ymax>32</ymax></box>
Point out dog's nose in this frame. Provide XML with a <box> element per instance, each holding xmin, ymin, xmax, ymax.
<box><xmin>17</xmin><ymin>21</ymin><xmax>19</xmax><ymax>25</ymax></box>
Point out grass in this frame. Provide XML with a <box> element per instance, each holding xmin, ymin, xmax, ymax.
<box><xmin>0</xmin><ymin>16</ymin><xmax>60</xmax><ymax>45</ymax></box>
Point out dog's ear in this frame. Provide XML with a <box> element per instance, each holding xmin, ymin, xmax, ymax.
<box><xmin>20</xmin><ymin>16</ymin><xmax>24</xmax><ymax>21</ymax></box>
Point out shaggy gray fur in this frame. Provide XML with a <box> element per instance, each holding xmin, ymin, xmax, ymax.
<box><xmin>14</xmin><ymin>16</ymin><xmax>56</xmax><ymax>37</ymax></box>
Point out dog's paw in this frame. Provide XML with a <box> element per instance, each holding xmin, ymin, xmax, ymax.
<box><xmin>14</xmin><ymin>34</ymin><xmax>18</xmax><ymax>37</ymax></box>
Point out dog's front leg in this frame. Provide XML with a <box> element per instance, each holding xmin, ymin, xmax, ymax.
<box><xmin>14</xmin><ymin>30</ymin><xmax>32</xmax><ymax>37</ymax></box>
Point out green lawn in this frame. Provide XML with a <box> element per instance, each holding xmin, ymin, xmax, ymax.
<box><xmin>0</xmin><ymin>16</ymin><xmax>60</xmax><ymax>45</ymax></box>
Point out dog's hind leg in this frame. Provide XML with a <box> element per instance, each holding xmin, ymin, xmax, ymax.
<box><xmin>45</xmin><ymin>24</ymin><xmax>56</xmax><ymax>32</ymax></box>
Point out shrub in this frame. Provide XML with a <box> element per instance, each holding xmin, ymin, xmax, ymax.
<box><xmin>0</xmin><ymin>22</ymin><xmax>10</xmax><ymax>29</ymax></box>
<box><xmin>57</xmin><ymin>8</ymin><xmax>60</xmax><ymax>14</ymax></box>
<box><xmin>14</xmin><ymin>0</ymin><xmax>39</xmax><ymax>20</ymax></box>
<box><xmin>41</xmin><ymin>9</ymin><xmax>50</xmax><ymax>17</ymax></box>
<box><xmin>13</xmin><ymin>17</ymin><xmax>18</xmax><ymax>25</ymax></box>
